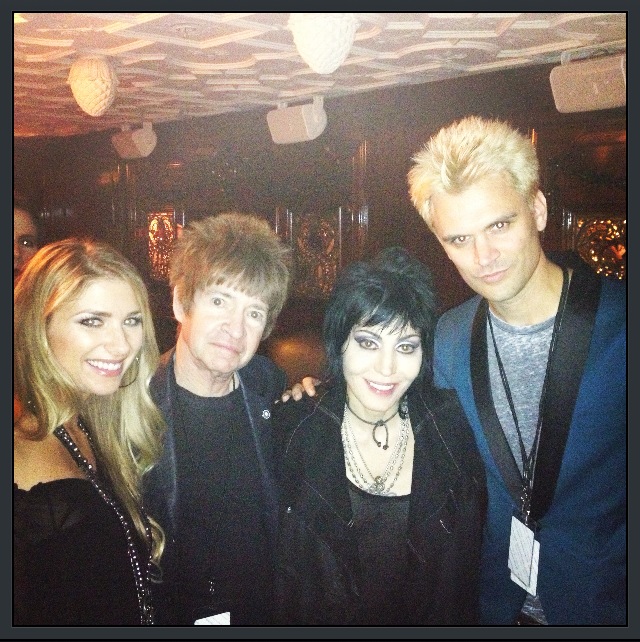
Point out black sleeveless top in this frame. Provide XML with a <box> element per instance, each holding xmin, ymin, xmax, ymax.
<box><xmin>13</xmin><ymin>423</ymin><xmax>153</xmax><ymax>626</ymax></box>
<box><xmin>13</xmin><ymin>477</ymin><xmax>143</xmax><ymax>625</ymax></box>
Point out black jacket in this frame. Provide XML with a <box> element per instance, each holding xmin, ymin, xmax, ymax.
<box><xmin>143</xmin><ymin>348</ymin><xmax>286</xmax><ymax>623</ymax></box>
<box><xmin>272</xmin><ymin>383</ymin><xmax>488</xmax><ymax>625</ymax></box>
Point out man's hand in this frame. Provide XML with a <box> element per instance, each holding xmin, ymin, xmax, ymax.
<box><xmin>281</xmin><ymin>376</ymin><xmax>321</xmax><ymax>402</ymax></box>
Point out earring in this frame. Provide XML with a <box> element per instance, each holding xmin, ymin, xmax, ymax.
<box><xmin>399</xmin><ymin>395</ymin><xmax>409</xmax><ymax>420</ymax></box>
<box><xmin>119</xmin><ymin>355</ymin><xmax>140</xmax><ymax>388</ymax></box>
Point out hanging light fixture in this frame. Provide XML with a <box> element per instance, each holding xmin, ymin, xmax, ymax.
<box><xmin>67</xmin><ymin>55</ymin><xmax>118</xmax><ymax>117</ymax></box>
<box><xmin>288</xmin><ymin>13</ymin><xmax>358</xmax><ymax>74</ymax></box>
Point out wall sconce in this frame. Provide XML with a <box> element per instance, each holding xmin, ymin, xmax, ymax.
<box><xmin>68</xmin><ymin>55</ymin><xmax>118</xmax><ymax>117</ymax></box>
<box><xmin>111</xmin><ymin>122</ymin><xmax>157</xmax><ymax>159</ymax></box>
<box><xmin>288</xmin><ymin>13</ymin><xmax>359</xmax><ymax>74</ymax></box>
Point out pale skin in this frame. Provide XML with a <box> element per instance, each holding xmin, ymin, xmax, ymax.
<box><xmin>342</xmin><ymin>323</ymin><xmax>422</xmax><ymax>496</ymax></box>
<box><xmin>14</xmin><ymin>278</ymin><xmax>144</xmax><ymax>491</ymax></box>
<box><xmin>173</xmin><ymin>283</ymin><xmax>268</xmax><ymax>397</ymax></box>
<box><xmin>429</xmin><ymin>174</ymin><xmax>566</xmax><ymax>327</ymax></box>
<box><xmin>284</xmin><ymin>173</ymin><xmax>567</xmax><ymax>400</ymax></box>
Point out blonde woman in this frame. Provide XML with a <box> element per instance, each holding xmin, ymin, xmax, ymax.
<box><xmin>14</xmin><ymin>238</ymin><xmax>165</xmax><ymax>625</ymax></box>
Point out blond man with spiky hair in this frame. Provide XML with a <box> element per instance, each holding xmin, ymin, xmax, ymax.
<box><xmin>407</xmin><ymin>115</ymin><xmax>626</xmax><ymax>625</ymax></box>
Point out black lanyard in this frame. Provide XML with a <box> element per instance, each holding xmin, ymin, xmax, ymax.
<box><xmin>487</xmin><ymin>267</ymin><xmax>569</xmax><ymax>525</ymax></box>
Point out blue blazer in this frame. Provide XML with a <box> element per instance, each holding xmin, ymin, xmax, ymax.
<box><xmin>433</xmin><ymin>255</ymin><xmax>626</xmax><ymax>625</ymax></box>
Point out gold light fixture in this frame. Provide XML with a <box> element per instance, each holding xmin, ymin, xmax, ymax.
<box><xmin>148</xmin><ymin>209</ymin><xmax>178</xmax><ymax>281</ymax></box>
<box><xmin>288</xmin><ymin>13</ymin><xmax>359</xmax><ymax>75</ymax></box>
<box><xmin>67</xmin><ymin>55</ymin><xmax>118</xmax><ymax>117</ymax></box>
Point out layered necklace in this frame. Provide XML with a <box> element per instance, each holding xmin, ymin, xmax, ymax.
<box><xmin>54</xmin><ymin>418</ymin><xmax>155</xmax><ymax>625</ymax></box>
<box><xmin>341</xmin><ymin>404</ymin><xmax>410</xmax><ymax>497</ymax></box>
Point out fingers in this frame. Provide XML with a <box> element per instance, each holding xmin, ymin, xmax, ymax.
<box><xmin>302</xmin><ymin>377</ymin><xmax>320</xmax><ymax>397</ymax></box>
<box><xmin>290</xmin><ymin>383</ymin><xmax>305</xmax><ymax>400</ymax></box>
<box><xmin>280</xmin><ymin>377</ymin><xmax>321</xmax><ymax>403</ymax></box>
<box><xmin>280</xmin><ymin>383</ymin><xmax>305</xmax><ymax>402</ymax></box>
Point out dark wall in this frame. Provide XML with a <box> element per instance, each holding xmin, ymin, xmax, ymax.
<box><xmin>14</xmin><ymin>62</ymin><xmax>626</xmax><ymax>342</ymax></box>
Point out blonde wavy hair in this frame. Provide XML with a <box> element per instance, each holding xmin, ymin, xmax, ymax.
<box><xmin>14</xmin><ymin>238</ymin><xmax>166</xmax><ymax>570</ymax></box>
<box><xmin>408</xmin><ymin>115</ymin><xmax>540</xmax><ymax>228</ymax></box>
<box><xmin>170</xmin><ymin>212</ymin><xmax>293</xmax><ymax>339</ymax></box>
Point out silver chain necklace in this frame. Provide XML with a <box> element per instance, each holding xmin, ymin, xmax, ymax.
<box><xmin>341</xmin><ymin>405</ymin><xmax>410</xmax><ymax>496</ymax></box>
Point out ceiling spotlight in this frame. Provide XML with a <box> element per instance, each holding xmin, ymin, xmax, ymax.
<box><xmin>111</xmin><ymin>122</ymin><xmax>157</xmax><ymax>159</ymax></box>
<box><xmin>288</xmin><ymin>13</ymin><xmax>358</xmax><ymax>74</ymax></box>
<box><xmin>267</xmin><ymin>96</ymin><xmax>327</xmax><ymax>144</ymax></box>
<box><xmin>68</xmin><ymin>55</ymin><xmax>119</xmax><ymax>117</ymax></box>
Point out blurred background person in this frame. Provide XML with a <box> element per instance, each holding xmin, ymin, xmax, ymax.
<box><xmin>144</xmin><ymin>212</ymin><xmax>293</xmax><ymax>625</ymax></box>
<box><xmin>273</xmin><ymin>246</ymin><xmax>487</xmax><ymax>625</ymax></box>
<box><xmin>13</xmin><ymin>201</ymin><xmax>39</xmax><ymax>285</ymax></box>
<box><xmin>14</xmin><ymin>238</ymin><xmax>166</xmax><ymax>625</ymax></box>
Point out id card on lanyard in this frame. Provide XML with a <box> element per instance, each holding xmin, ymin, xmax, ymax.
<box><xmin>509</xmin><ymin>513</ymin><xmax>539</xmax><ymax>595</ymax></box>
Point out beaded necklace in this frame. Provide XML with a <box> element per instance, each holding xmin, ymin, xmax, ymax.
<box><xmin>54</xmin><ymin>419</ymin><xmax>155</xmax><ymax>625</ymax></box>
<box><xmin>341</xmin><ymin>406</ymin><xmax>410</xmax><ymax>496</ymax></box>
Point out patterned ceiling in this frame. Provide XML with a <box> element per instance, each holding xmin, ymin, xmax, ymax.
<box><xmin>14</xmin><ymin>12</ymin><xmax>627</xmax><ymax>138</ymax></box>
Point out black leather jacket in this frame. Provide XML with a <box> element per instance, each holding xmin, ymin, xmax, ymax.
<box><xmin>272</xmin><ymin>382</ymin><xmax>488</xmax><ymax>625</ymax></box>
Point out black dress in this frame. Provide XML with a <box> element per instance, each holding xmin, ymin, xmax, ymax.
<box><xmin>13</xmin><ymin>425</ymin><xmax>154</xmax><ymax>626</ymax></box>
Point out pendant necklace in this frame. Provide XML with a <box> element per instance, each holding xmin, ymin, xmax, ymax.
<box><xmin>345</xmin><ymin>399</ymin><xmax>400</xmax><ymax>449</ymax></box>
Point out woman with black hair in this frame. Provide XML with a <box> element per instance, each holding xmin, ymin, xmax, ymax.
<box><xmin>273</xmin><ymin>246</ymin><xmax>487</xmax><ymax>625</ymax></box>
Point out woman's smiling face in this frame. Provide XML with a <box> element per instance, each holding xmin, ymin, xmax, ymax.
<box><xmin>342</xmin><ymin>321</ymin><xmax>422</xmax><ymax>421</ymax></box>
<box><xmin>47</xmin><ymin>277</ymin><xmax>144</xmax><ymax>397</ymax></box>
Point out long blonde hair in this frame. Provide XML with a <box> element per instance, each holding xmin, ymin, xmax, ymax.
<box><xmin>14</xmin><ymin>238</ymin><xmax>166</xmax><ymax>569</ymax></box>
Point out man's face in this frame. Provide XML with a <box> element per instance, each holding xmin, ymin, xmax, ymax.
<box><xmin>174</xmin><ymin>283</ymin><xmax>268</xmax><ymax>380</ymax></box>
<box><xmin>429</xmin><ymin>174</ymin><xmax>547</xmax><ymax>307</ymax></box>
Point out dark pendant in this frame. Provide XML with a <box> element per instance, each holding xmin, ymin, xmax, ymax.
<box><xmin>372</xmin><ymin>420</ymin><xmax>389</xmax><ymax>449</ymax></box>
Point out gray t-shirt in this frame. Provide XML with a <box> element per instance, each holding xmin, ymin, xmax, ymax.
<box><xmin>486</xmin><ymin>310</ymin><xmax>554</xmax><ymax>625</ymax></box>
<box><xmin>487</xmin><ymin>310</ymin><xmax>554</xmax><ymax>473</ymax></box>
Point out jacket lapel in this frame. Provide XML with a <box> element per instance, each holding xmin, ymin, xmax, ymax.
<box><xmin>144</xmin><ymin>349</ymin><xmax>179</xmax><ymax>542</ymax></box>
<box><xmin>237</xmin><ymin>373</ymin><xmax>279</xmax><ymax>539</ymax></box>
<box><xmin>469</xmin><ymin>262</ymin><xmax>602</xmax><ymax>518</ymax></box>
<box><xmin>470</xmin><ymin>300</ymin><xmax>523</xmax><ymax>505</ymax></box>
<box><xmin>529</xmin><ymin>263</ymin><xmax>601</xmax><ymax>521</ymax></box>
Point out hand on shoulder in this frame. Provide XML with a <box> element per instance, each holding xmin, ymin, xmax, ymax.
<box><xmin>280</xmin><ymin>376</ymin><xmax>321</xmax><ymax>402</ymax></box>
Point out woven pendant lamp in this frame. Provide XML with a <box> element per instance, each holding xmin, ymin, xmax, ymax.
<box><xmin>68</xmin><ymin>55</ymin><xmax>119</xmax><ymax>117</ymax></box>
<box><xmin>288</xmin><ymin>13</ymin><xmax>358</xmax><ymax>74</ymax></box>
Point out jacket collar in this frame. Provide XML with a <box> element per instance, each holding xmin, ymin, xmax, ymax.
<box><xmin>288</xmin><ymin>385</ymin><xmax>466</xmax><ymax>531</ymax></box>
